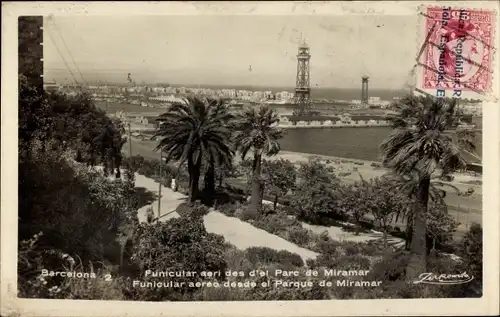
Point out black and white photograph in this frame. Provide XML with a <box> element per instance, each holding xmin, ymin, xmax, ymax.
<box><xmin>2</xmin><ymin>1</ymin><xmax>499</xmax><ymax>316</ymax></box>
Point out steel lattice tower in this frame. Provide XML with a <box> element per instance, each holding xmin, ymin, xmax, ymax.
<box><xmin>361</xmin><ymin>76</ymin><xmax>369</xmax><ymax>104</ymax></box>
<box><xmin>293</xmin><ymin>41</ymin><xmax>311</xmax><ymax>116</ymax></box>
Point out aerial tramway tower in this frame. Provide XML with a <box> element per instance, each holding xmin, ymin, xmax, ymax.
<box><xmin>293</xmin><ymin>40</ymin><xmax>311</xmax><ymax>116</ymax></box>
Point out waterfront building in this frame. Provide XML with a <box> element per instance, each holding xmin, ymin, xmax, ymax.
<box><xmin>43</xmin><ymin>80</ymin><xmax>60</xmax><ymax>93</ymax></box>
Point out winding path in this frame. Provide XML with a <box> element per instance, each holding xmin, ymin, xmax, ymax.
<box><xmin>133</xmin><ymin>173</ymin><xmax>319</xmax><ymax>263</ymax></box>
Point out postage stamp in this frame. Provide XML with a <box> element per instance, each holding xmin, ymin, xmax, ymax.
<box><xmin>416</xmin><ymin>6</ymin><xmax>497</xmax><ymax>98</ymax></box>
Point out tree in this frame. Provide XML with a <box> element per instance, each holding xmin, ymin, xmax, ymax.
<box><xmin>363</xmin><ymin>177</ymin><xmax>408</xmax><ymax>250</ymax></box>
<box><xmin>214</xmin><ymin>161</ymin><xmax>238</xmax><ymax>189</ymax></box>
<box><xmin>291</xmin><ymin>158</ymin><xmax>341</xmax><ymax>222</ymax></box>
<box><xmin>93</xmin><ymin>121</ymin><xmax>127</xmax><ymax>178</ymax></box>
<box><xmin>153</xmin><ymin>97</ymin><xmax>234</xmax><ymax>203</ymax></box>
<box><xmin>426</xmin><ymin>200</ymin><xmax>459</xmax><ymax>254</ymax></box>
<box><xmin>233</xmin><ymin>105</ymin><xmax>283</xmax><ymax>215</ymax></box>
<box><xmin>200</xmin><ymin>99</ymin><xmax>235</xmax><ymax>202</ymax></box>
<box><xmin>380</xmin><ymin>95</ymin><xmax>473</xmax><ymax>279</ymax></box>
<box><xmin>385</xmin><ymin>170</ymin><xmax>464</xmax><ymax>252</ymax></box>
<box><xmin>261</xmin><ymin>159</ymin><xmax>296</xmax><ymax>212</ymax></box>
<box><xmin>338</xmin><ymin>182</ymin><xmax>368</xmax><ymax>235</ymax></box>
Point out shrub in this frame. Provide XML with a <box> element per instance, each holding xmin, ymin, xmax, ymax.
<box><xmin>239</xmin><ymin>207</ymin><xmax>261</xmax><ymax>222</ymax></box>
<box><xmin>125</xmin><ymin>155</ymin><xmax>145</xmax><ymax>172</ymax></box>
<box><xmin>317</xmin><ymin>254</ymin><xmax>371</xmax><ymax>271</ymax></box>
<box><xmin>18</xmin><ymin>233</ymin><xmax>127</xmax><ymax>300</ymax></box>
<box><xmin>252</xmin><ymin>213</ymin><xmax>300</xmax><ymax>237</ymax></box>
<box><xmin>311</xmin><ymin>231</ymin><xmax>343</xmax><ymax>255</ymax></box>
<box><xmin>455</xmin><ymin>223</ymin><xmax>482</xmax><ymax>297</ymax></box>
<box><xmin>130</xmin><ymin>217</ymin><xmax>227</xmax><ymax>300</ymax></box>
<box><xmin>224</xmin><ymin>246</ymin><xmax>253</xmax><ymax>274</ymax></box>
<box><xmin>245</xmin><ymin>247</ymin><xmax>304</xmax><ymax>268</ymax></box>
<box><xmin>247</xmin><ymin>280</ymin><xmax>328</xmax><ymax>300</ymax></box>
<box><xmin>369</xmin><ymin>251</ymin><xmax>410</xmax><ymax>282</ymax></box>
<box><xmin>175</xmin><ymin>201</ymin><xmax>210</xmax><ymax>219</ymax></box>
<box><xmin>218</xmin><ymin>202</ymin><xmax>239</xmax><ymax>217</ymax></box>
<box><xmin>19</xmin><ymin>150</ymin><xmax>137</xmax><ymax>265</ymax></box>
<box><xmin>287</xmin><ymin>227</ymin><xmax>312</xmax><ymax>247</ymax></box>
<box><xmin>276</xmin><ymin>250</ymin><xmax>305</xmax><ymax>267</ymax></box>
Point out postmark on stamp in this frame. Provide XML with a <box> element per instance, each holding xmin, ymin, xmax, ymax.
<box><xmin>415</xmin><ymin>6</ymin><xmax>497</xmax><ymax>98</ymax></box>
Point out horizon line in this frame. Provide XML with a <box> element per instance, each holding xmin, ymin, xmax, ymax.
<box><xmin>47</xmin><ymin>80</ymin><xmax>407</xmax><ymax>91</ymax></box>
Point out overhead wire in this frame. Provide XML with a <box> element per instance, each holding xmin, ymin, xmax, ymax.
<box><xmin>67</xmin><ymin>21</ymin><xmax>106</xmax><ymax>86</ymax></box>
<box><xmin>50</xmin><ymin>18</ymin><xmax>88</xmax><ymax>86</ymax></box>
<box><xmin>45</xmin><ymin>23</ymin><xmax>79</xmax><ymax>86</ymax></box>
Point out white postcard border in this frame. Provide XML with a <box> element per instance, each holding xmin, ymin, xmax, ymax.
<box><xmin>2</xmin><ymin>1</ymin><xmax>499</xmax><ymax>316</ymax></box>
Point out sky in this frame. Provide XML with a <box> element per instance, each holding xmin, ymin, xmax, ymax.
<box><xmin>43</xmin><ymin>15</ymin><xmax>418</xmax><ymax>89</ymax></box>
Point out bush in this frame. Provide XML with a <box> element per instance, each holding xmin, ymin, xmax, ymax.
<box><xmin>253</xmin><ymin>213</ymin><xmax>300</xmax><ymax>236</ymax></box>
<box><xmin>317</xmin><ymin>254</ymin><xmax>371</xmax><ymax>271</ymax></box>
<box><xmin>455</xmin><ymin>223</ymin><xmax>482</xmax><ymax>297</ymax></box>
<box><xmin>311</xmin><ymin>231</ymin><xmax>342</xmax><ymax>255</ymax></box>
<box><xmin>218</xmin><ymin>202</ymin><xmax>239</xmax><ymax>217</ymax></box>
<box><xmin>19</xmin><ymin>150</ymin><xmax>137</xmax><ymax>265</ymax></box>
<box><xmin>246</xmin><ymin>280</ymin><xmax>328</xmax><ymax>300</ymax></box>
<box><xmin>369</xmin><ymin>251</ymin><xmax>410</xmax><ymax>282</ymax></box>
<box><xmin>239</xmin><ymin>207</ymin><xmax>261</xmax><ymax>222</ymax></box>
<box><xmin>18</xmin><ymin>233</ymin><xmax>128</xmax><ymax>300</ymax></box>
<box><xmin>224</xmin><ymin>246</ymin><xmax>253</xmax><ymax>274</ymax></box>
<box><xmin>287</xmin><ymin>227</ymin><xmax>313</xmax><ymax>247</ymax></box>
<box><xmin>176</xmin><ymin>201</ymin><xmax>210</xmax><ymax>219</ymax></box>
<box><xmin>245</xmin><ymin>247</ymin><xmax>304</xmax><ymax>268</ymax></box>
<box><xmin>130</xmin><ymin>217</ymin><xmax>227</xmax><ymax>300</ymax></box>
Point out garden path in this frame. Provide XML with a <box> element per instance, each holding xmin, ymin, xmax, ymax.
<box><xmin>133</xmin><ymin>173</ymin><xmax>319</xmax><ymax>263</ymax></box>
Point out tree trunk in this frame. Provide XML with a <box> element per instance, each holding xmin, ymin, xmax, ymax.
<box><xmin>383</xmin><ymin>230</ymin><xmax>388</xmax><ymax>252</ymax></box>
<box><xmin>249</xmin><ymin>152</ymin><xmax>262</xmax><ymax>215</ymax></box>
<box><xmin>405</xmin><ymin>213</ymin><xmax>413</xmax><ymax>250</ymax></box>
<box><xmin>203</xmin><ymin>159</ymin><xmax>216</xmax><ymax>198</ymax></box>
<box><xmin>114</xmin><ymin>155</ymin><xmax>122</xmax><ymax>179</ymax></box>
<box><xmin>188</xmin><ymin>157</ymin><xmax>201</xmax><ymax>203</ymax></box>
<box><xmin>406</xmin><ymin>177</ymin><xmax>430</xmax><ymax>280</ymax></box>
<box><xmin>430</xmin><ymin>237</ymin><xmax>437</xmax><ymax>257</ymax></box>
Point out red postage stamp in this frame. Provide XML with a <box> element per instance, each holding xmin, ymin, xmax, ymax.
<box><xmin>419</xmin><ymin>7</ymin><xmax>496</xmax><ymax>96</ymax></box>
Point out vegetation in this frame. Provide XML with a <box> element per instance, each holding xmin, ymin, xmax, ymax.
<box><xmin>291</xmin><ymin>157</ymin><xmax>342</xmax><ymax>223</ymax></box>
<box><xmin>18</xmin><ymin>76</ymin><xmax>139</xmax><ymax>298</ymax></box>
<box><xmin>233</xmin><ymin>105</ymin><xmax>284</xmax><ymax>216</ymax></box>
<box><xmin>17</xmin><ymin>74</ymin><xmax>482</xmax><ymax>301</ymax></box>
<box><xmin>380</xmin><ymin>95</ymin><xmax>475</xmax><ymax>279</ymax></box>
<box><xmin>153</xmin><ymin>97</ymin><xmax>234</xmax><ymax>203</ymax></box>
<box><xmin>261</xmin><ymin>159</ymin><xmax>296</xmax><ymax>211</ymax></box>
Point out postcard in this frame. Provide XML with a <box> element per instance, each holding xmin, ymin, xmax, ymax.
<box><xmin>1</xmin><ymin>1</ymin><xmax>499</xmax><ymax>316</ymax></box>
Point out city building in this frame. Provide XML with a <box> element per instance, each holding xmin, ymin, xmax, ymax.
<box><xmin>43</xmin><ymin>80</ymin><xmax>59</xmax><ymax>92</ymax></box>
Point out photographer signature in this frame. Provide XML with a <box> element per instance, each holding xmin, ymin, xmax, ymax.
<box><xmin>413</xmin><ymin>272</ymin><xmax>474</xmax><ymax>285</ymax></box>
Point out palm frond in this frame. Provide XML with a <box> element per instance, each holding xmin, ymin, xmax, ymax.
<box><xmin>381</xmin><ymin>95</ymin><xmax>470</xmax><ymax>180</ymax></box>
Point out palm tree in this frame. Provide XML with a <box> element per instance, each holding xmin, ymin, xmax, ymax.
<box><xmin>234</xmin><ymin>105</ymin><xmax>283</xmax><ymax>215</ymax></box>
<box><xmin>153</xmin><ymin>97</ymin><xmax>234</xmax><ymax>203</ymax></box>
<box><xmin>200</xmin><ymin>100</ymin><xmax>235</xmax><ymax>202</ymax></box>
<box><xmin>380</xmin><ymin>95</ymin><xmax>474</xmax><ymax>279</ymax></box>
<box><xmin>382</xmin><ymin>171</ymin><xmax>462</xmax><ymax>251</ymax></box>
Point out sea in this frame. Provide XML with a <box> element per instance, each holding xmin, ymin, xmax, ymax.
<box><xmin>279</xmin><ymin>127</ymin><xmax>482</xmax><ymax>164</ymax></box>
